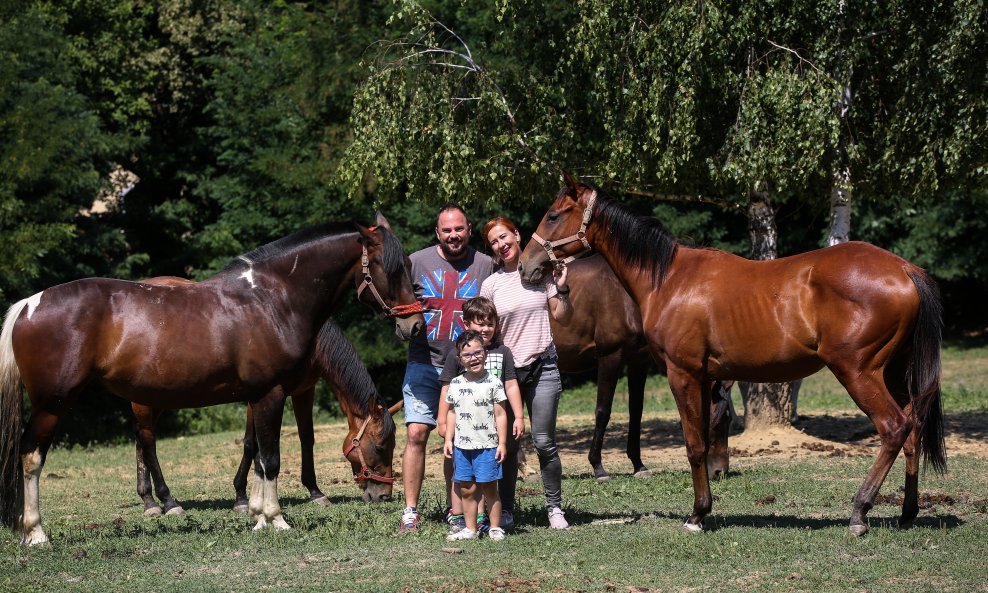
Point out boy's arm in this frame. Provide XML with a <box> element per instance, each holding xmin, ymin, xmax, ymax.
<box><xmin>504</xmin><ymin>378</ymin><xmax>525</xmax><ymax>439</ymax></box>
<box><xmin>493</xmin><ymin>400</ymin><xmax>508</xmax><ymax>463</ymax></box>
<box><xmin>437</xmin><ymin>382</ymin><xmax>451</xmax><ymax>438</ymax></box>
<box><xmin>443</xmin><ymin>402</ymin><xmax>457</xmax><ymax>459</ymax></box>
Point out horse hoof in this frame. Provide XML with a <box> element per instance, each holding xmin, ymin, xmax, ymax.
<box><xmin>595</xmin><ymin>475</ymin><xmax>610</xmax><ymax>483</ymax></box>
<box><xmin>253</xmin><ymin>517</ymin><xmax>268</xmax><ymax>531</ymax></box>
<box><xmin>311</xmin><ymin>496</ymin><xmax>331</xmax><ymax>507</ymax></box>
<box><xmin>233</xmin><ymin>503</ymin><xmax>249</xmax><ymax>514</ymax></box>
<box><xmin>271</xmin><ymin>515</ymin><xmax>291</xmax><ymax>530</ymax></box>
<box><xmin>143</xmin><ymin>506</ymin><xmax>163</xmax><ymax>517</ymax></box>
<box><xmin>682</xmin><ymin>521</ymin><xmax>704</xmax><ymax>533</ymax></box>
<box><xmin>633</xmin><ymin>469</ymin><xmax>653</xmax><ymax>479</ymax></box>
<box><xmin>165</xmin><ymin>506</ymin><xmax>185</xmax><ymax>516</ymax></box>
<box><xmin>849</xmin><ymin>524</ymin><xmax>869</xmax><ymax>537</ymax></box>
<box><xmin>21</xmin><ymin>526</ymin><xmax>49</xmax><ymax>546</ymax></box>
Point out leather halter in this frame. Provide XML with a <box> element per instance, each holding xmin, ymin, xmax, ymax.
<box><xmin>530</xmin><ymin>190</ymin><xmax>598</xmax><ymax>265</ymax></box>
<box><xmin>342</xmin><ymin>406</ymin><xmax>395</xmax><ymax>485</ymax></box>
<box><xmin>356</xmin><ymin>234</ymin><xmax>424</xmax><ymax>319</ymax></box>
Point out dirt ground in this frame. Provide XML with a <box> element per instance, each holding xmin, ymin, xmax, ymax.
<box><xmin>407</xmin><ymin>409</ymin><xmax>988</xmax><ymax>482</ymax></box>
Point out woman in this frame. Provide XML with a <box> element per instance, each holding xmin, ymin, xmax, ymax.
<box><xmin>480</xmin><ymin>216</ymin><xmax>572</xmax><ymax>529</ymax></box>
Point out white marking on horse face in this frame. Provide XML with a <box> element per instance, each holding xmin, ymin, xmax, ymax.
<box><xmin>25</xmin><ymin>292</ymin><xmax>43</xmax><ymax>319</ymax></box>
<box><xmin>238</xmin><ymin>256</ymin><xmax>257</xmax><ymax>288</ymax></box>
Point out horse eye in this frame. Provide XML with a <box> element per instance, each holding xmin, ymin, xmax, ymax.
<box><xmin>547</xmin><ymin>212</ymin><xmax>559</xmax><ymax>222</ymax></box>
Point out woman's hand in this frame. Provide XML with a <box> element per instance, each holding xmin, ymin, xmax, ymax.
<box><xmin>552</xmin><ymin>261</ymin><xmax>569</xmax><ymax>289</ymax></box>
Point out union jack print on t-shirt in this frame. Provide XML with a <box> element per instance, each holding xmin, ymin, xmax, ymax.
<box><xmin>420</xmin><ymin>269</ymin><xmax>481</xmax><ymax>342</ymax></box>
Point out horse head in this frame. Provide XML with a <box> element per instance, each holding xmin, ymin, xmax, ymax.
<box><xmin>354</xmin><ymin>214</ymin><xmax>425</xmax><ymax>340</ymax></box>
<box><xmin>519</xmin><ymin>173</ymin><xmax>598</xmax><ymax>284</ymax></box>
<box><xmin>343</xmin><ymin>401</ymin><xmax>400</xmax><ymax>502</ymax></box>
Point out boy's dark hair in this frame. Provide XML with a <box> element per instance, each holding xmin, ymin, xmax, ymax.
<box><xmin>455</xmin><ymin>329</ymin><xmax>485</xmax><ymax>352</ymax></box>
<box><xmin>462</xmin><ymin>297</ymin><xmax>498</xmax><ymax>324</ymax></box>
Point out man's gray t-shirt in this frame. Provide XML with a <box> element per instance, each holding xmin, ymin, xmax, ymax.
<box><xmin>407</xmin><ymin>246</ymin><xmax>494</xmax><ymax>367</ymax></box>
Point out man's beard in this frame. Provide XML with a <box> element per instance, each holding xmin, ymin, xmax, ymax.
<box><xmin>439</xmin><ymin>240</ymin><xmax>466</xmax><ymax>259</ymax></box>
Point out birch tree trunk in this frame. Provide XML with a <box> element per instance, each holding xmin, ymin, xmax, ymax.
<box><xmin>738</xmin><ymin>190</ymin><xmax>799</xmax><ymax>430</ymax></box>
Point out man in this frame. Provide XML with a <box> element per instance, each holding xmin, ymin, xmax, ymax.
<box><xmin>399</xmin><ymin>202</ymin><xmax>494</xmax><ymax>534</ymax></box>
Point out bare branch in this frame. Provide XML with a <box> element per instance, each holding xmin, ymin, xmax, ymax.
<box><xmin>619</xmin><ymin>187</ymin><xmax>747</xmax><ymax>214</ymax></box>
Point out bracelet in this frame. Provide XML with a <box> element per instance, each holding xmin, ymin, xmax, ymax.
<box><xmin>556</xmin><ymin>285</ymin><xmax>570</xmax><ymax>295</ymax></box>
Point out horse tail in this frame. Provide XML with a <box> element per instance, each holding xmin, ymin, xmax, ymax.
<box><xmin>0</xmin><ymin>299</ymin><xmax>28</xmax><ymax>530</ymax></box>
<box><xmin>906</xmin><ymin>271</ymin><xmax>947</xmax><ymax>475</ymax></box>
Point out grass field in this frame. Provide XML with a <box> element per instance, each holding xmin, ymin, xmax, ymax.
<box><xmin>1</xmin><ymin>348</ymin><xmax>986</xmax><ymax>592</ymax></box>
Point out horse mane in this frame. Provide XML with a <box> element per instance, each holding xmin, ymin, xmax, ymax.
<box><xmin>313</xmin><ymin>320</ymin><xmax>396</xmax><ymax>438</ymax></box>
<box><xmin>583</xmin><ymin>185</ymin><xmax>679</xmax><ymax>286</ymax></box>
<box><xmin>220</xmin><ymin>222</ymin><xmax>405</xmax><ymax>284</ymax></box>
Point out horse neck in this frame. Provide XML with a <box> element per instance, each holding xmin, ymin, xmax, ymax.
<box><xmin>246</xmin><ymin>232</ymin><xmax>362</xmax><ymax>322</ymax></box>
<box><xmin>586</xmin><ymin>224</ymin><xmax>671</xmax><ymax>310</ymax></box>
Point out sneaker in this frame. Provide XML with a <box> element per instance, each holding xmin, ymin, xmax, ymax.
<box><xmin>446</xmin><ymin>528</ymin><xmax>478</xmax><ymax>541</ymax></box>
<box><xmin>398</xmin><ymin>510</ymin><xmax>420</xmax><ymax>535</ymax></box>
<box><xmin>477</xmin><ymin>513</ymin><xmax>490</xmax><ymax>535</ymax></box>
<box><xmin>447</xmin><ymin>513</ymin><xmax>466</xmax><ymax>535</ymax></box>
<box><xmin>548</xmin><ymin>507</ymin><xmax>569</xmax><ymax>529</ymax></box>
<box><xmin>488</xmin><ymin>527</ymin><xmax>506</xmax><ymax>541</ymax></box>
<box><xmin>501</xmin><ymin>510</ymin><xmax>515</xmax><ymax>531</ymax></box>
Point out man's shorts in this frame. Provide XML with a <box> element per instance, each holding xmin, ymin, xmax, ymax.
<box><xmin>401</xmin><ymin>362</ymin><xmax>442</xmax><ymax>426</ymax></box>
<box><xmin>453</xmin><ymin>447</ymin><xmax>502</xmax><ymax>484</ymax></box>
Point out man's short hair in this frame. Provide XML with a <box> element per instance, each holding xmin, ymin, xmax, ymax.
<box><xmin>462</xmin><ymin>297</ymin><xmax>498</xmax><ymax>324</ymax></box>
<box><xmin>436</xmin><ymin>202</ymin><xmax>468</xmax><ymax>227</ymax></box>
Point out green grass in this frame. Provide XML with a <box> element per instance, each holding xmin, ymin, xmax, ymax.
<box><xmin>2</xmin><ymin>348</ymin><xmax>987</xmax><ymax>592</ymax></box>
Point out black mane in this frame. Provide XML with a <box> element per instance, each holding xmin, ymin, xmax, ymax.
<box><xmin>313</xmin><ymin>321</ymin><xmax>396</xmax><ymax>438</ymax></box>
<box><xmin>580</xmin><ymin>184</ymin><xmax>679</xmax><ymax>286</ymax></box>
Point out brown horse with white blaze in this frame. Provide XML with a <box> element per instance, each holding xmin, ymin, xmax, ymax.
<box><xmin>0</xmin><ymin>215</ymin><xmax>423</xmax><ymax>545</ymax></box>
<box><xmin>519</xmin><ymin>177</ymin><xmax>946</xmax><ymax>536</ymax></box>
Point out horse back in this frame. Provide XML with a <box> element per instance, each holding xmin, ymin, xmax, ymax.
<box><xmin>653</xmin><ymin>242</ymin><xmax>922</xmax><ymax>380</ymax></box>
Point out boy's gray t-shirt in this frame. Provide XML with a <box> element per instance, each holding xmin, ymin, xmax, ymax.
<box><xmin>407</xmin><ymin>246</ymin><xmax>494</xmax><ymax>367</ymax></box>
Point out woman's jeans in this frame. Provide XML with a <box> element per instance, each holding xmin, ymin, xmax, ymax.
<box><xmin>499</xmin><ymin>360</ymin><xmax>563</xmax><ymax>512</ymax></box>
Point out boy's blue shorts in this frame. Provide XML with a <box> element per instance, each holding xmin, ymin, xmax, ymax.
<box><xmin>453</xmin><ymin>447</ymin><xmax>502</xmax><ymax>484</ymax></box>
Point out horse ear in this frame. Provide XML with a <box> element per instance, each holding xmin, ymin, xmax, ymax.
<box><xmin>561</xmin><ymin>170</ymin><xmax>578</xmax><ymax>190</ymax></box>
<box><xmin>387</xmin><ymin>400</ymin><xmax>404</xmax><ymax>416</ymax></box>
<box><xmin>354</xmin><ymin>222</ymin><xmax>381</xmax><ymax>243</ymax></box>
<box><xmin>374</xmin><ymin>212</ymin><xmax>394</xmax><ymax>232</ymax></box>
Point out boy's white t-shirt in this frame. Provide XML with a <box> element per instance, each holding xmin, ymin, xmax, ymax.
<box><xmin>445</xmin><ymin>372</ymin><xmax>507</xmax><ymax>450</ymax></box>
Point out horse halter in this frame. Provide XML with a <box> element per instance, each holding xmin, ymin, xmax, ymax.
<box><xmin>357</xmin><ymin>233</ymin><xmax>423</xmax><ymax>319</ymax></box>
<box><xmin>342</xmin><ymin>406</ymin><xmax>395</xmax><ymax>485</ymax></box>
<box><xmin>530</xmin><ymin>190</ymin><xmax>598</xmax><ymax>265</ymax></box>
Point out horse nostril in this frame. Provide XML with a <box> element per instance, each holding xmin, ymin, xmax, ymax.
<box><xmin>711</xmin><ymin>468</ymin><xmax>723</xmax><ymax>481</ymax></box>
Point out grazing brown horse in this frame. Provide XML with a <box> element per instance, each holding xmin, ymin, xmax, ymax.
<box><xmin>519</xmin><ymin>177</ymin><xmax>946</xmax><ymax>536</ymax></box>
<box><xmin>0</xmin><ymin>215</ymin><xmax>424</xmax><ymax>545</ymax></box>
<box><xmin>130</xmin><ymin>305</ymin><xmax>402</xmax><ymax>517</ymax></box>
<box><xmin>550</xmin><ymin>254</ymin><xmax>733</xmax><ymax>481</ymax></box>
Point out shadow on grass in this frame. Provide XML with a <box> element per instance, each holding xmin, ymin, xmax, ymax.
<box><xmin>176</xmin><ymin>493</ymin><xmax>369</xmax><ymax>513</ymax></box>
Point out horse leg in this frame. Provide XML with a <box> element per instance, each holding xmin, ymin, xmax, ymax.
<box><xmin>132</xmin><ymin>404</ymin><xmax>184</xmax><ymax>516</ymax></box>
<box><xmin>589</xmin><ymin>351</ymin><xmax>621</xmax><ymax>482</ymax></box>
<box><xmin>133</xmin><ymin>404</ymin><xmax>162</xmax><ymax>516</ymax></box>
<box><xmin>291</xmin><ymin>388</ymin><xmax>329</xmax><ymax>506</ymax></box>
<box><xmin>899</xmin><ymin>420</ymin><xmax>921</xmax><ymax>528</ymax></box>
<box><xmin>232</xmin><ymin>403</ymin><xmax>257</xmax><ymax>513</ymax></box>
<box><xmin>19</xmin><ymin>409</ymin><xmax>63</xmax><ymax>546</ymax></box>
<box><xmin>626</xmin><ymin>358</ymin><xmax>650</xmax><ymax>478</ymax></box>
<box><xmin>665</xmin><ymin>365</ymin><xmax>712</xmax><ymax>532</ymax></box>
<box><xmin>706</xmin><ymin>381</ymin><xmax>732</xmax><ymax>481</ymax></box>
<box><xmin>833</xmin><ymin>369</ymin><xmax>912</xmax><ymax>536</ymax></box>
<box><xmin>247</xmin><ymin>387</ymin><xmax>290</xmax><ymax>531</ymax></box>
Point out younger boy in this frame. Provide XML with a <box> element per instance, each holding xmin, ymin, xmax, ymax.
<box><xmin>438</xmin><ymin>297</ymin><xmax>524</xmax><ymax>533</ymax></box>
<box><xmin>443</xmin><ymin>330</ymin><xmax>508</xmax><ymax>541</ymax></box>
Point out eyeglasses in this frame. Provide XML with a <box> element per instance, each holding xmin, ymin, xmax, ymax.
<box><xmin>460</xmin><ymin>350</ymin><xmax>485</xmax><ymax>361</ymax></box>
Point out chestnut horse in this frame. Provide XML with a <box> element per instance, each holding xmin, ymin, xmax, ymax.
<box><xmin>0</xmin><ymin>215</ymin><xmax>424</xmax><ymax>544</ymax></box>
<box><xmin>550</xmin><ymin>254</ymin><xmax>733</xmax><ymax>481</ymax></box>
<box><xmin>130</xmin><ymin>307</ymin><xmax>401</xmax><ymax>517</ymax></box>
<box><xmin>519</xmin><ymin>178</ymin><xmax>946</xmax><ymax>536</ymax></box>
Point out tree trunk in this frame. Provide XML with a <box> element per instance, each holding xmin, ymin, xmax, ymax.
<box><xmin>827</xmin><ymin>167</ymin><xmax>852</xmax><ymax>246</ymax></box>
<box><xmin>738</xmin><ymin>190</ymin><xmax>797</xmax><ymax>430</ymax></box>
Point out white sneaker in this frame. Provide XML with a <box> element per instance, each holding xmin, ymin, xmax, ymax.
<box><xmin>446</xmin><ymin>528</ymin><xmax>478</xmax><ymax>541</ymax></box>
<box><xmin>488</xmin><ymin>527</ymin><xmax>505</xmax><ymax>541</ymax></box>
<box><xmin>548</xmin><ymin>507</ymin><xmax>569</xmax><ymax>529</ymax></box>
